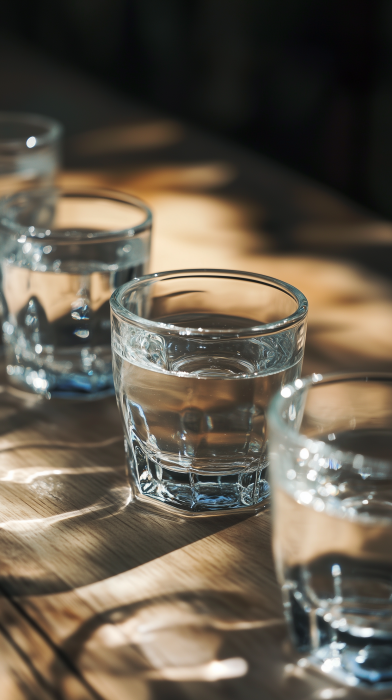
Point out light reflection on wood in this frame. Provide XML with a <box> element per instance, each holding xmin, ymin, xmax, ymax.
<box><xmin>60</xmin><ymin>168</ymin><xmax>392</xmax><ymax>374</ymax></box>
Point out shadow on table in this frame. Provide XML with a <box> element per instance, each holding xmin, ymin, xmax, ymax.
<box><xmin>0</xmin><ymin>492</ymin><xmax>255</xmax><ymax>597</ymax></box>
<box><xmin>56</xmin><ymin>590</ymin><xmax>284</xmax><ymax>700</ymax></box>
<box><xmin>57</xmin><ymin>163</ymin><xmax>392</xmax><ymax>380</ymax></box>
<box><xmin>52</xmin><ymin>590</ymin><xmax>346</xmax><ymax>700</ymax></box>
<box><xmin>0</xmin><ymin>388</ymin><xmax>255</xmax><ymax>596</ymax></box>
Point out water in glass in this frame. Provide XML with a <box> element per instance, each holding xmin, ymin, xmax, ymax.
<box><xmin>3</xmin><ymin>253</ymin><xmax>146</xmax><ymax>396</ymax></box>
<box><xmin>275</xmin><ymin>428</ymin><xmax>392</xmax><ymax>687</ymax></box>
<box><xmin>113</xmin><ymin>311</ymin><xmax>302</xmax><ymax>512</ymax></box>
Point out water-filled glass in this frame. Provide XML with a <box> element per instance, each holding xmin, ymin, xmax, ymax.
<box><xmin>111</xmin><ymin>269</ymin><xmax>307</xmax><ymax>514</ymax></box>
<box><xmin>268</xmin><ymin>373</ymin><xmax>392</xmax><ymax>689</ymax></box>
<box><xmin>0</xmin><ymin>112</ymin><xmax>62</xmax><ymax>196</ymax></box>
<box><xmin>0</xmin><ymin>186</ymin><xmax>152</xmax><ymax>398</ymax></box>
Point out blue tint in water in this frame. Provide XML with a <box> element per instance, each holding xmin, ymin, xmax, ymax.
<box><xmin>2</xmin><ymin>260</ymin><xmax>146</xmax><ymax>398</ymax></box>
<box><xmin>112</xmin><ymin>312</ymin><xmax>303</xmax><ymax>512</ymax></box>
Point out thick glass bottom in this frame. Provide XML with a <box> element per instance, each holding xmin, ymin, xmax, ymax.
<box><xmin>126</xmin><ymin>438</ymin><xmax>270</xmax><ymax>513</ymax></box>
<box><xmin>286</xmin><ymin>586</ymin><xmax>392</xmax><ymax>690</ymax></box>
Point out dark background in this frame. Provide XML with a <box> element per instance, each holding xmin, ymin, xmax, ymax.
<box><xmin>3</xmin><ymin>0</ymin><xmax>392</xmax><ymax>218</ymax></box>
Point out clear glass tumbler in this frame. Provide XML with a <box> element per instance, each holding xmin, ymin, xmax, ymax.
<box><xmin>0</xmin><ymin>113</ymin><xmax>62</xmax><ymax>196</ymax></box>
<box><xmin>110</xmin><ymin>269</ymin><xmax>307</xmax><ymax>513</ymax></box>
<box><xmin>268</xmin><ymin>373</ymin><xmax>392</xmax><ymax>689</ymax></box>
<box><xmin>0</xmin><ymin>186</ymin><xmax>152</xmax><ymax>398</ymax></box>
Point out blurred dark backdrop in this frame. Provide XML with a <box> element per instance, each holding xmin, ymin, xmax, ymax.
<box><xmin>3</xmin><ymin>0</ymin><xmax>392</xmax><ymax>218</ymax></box>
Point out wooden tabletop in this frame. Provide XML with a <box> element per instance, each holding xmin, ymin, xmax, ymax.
<box><xmin>1</xmin><ymin>37</ymin><xmax>392</xmax><ymax>700</ymax></box>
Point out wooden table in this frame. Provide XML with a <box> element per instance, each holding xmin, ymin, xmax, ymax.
<box><xmin>1</xmin><ymin>36</ymin><xmax>392</xmax><ymax>700</ymax></box>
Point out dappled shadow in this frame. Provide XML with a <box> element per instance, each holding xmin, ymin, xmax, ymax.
<box><xmin>0</xmin><ymin>388</ymin><xmax>253</xmax><ymax>596</ymax></box>
<box><xmin>53</xmin><ymin>591</ymin><xmax>282</xmax><ymax>699</ymax></box>
<box><xmin>59</xmin><ymin>165</ymin><xmax>392</xmax><ymax>377</ymax></box>
<box><xmin>52</xmin><ymin>591</ymin><xmax>348</xmax><ymax>700</ymax></box>
<box><xmin>0</xmin><ymin>486</ymin><xmax>252</xmax><ymax>596</ymax></box>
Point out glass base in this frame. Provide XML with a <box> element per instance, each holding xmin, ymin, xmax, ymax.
<box><xmin>6</xmin><ymin>363</ymin><xmax>114</xmax><ymax>400</ymax></box>
<box><xmin>306</xmin><ymin>642</ymin><xmax>392</xmax><ymax>690</ymax></box>
<box><xmin>5</xmin><ymin>339</ymin><xmax>113</xmax><ymax>399</ymax></box>
<box><xmin>126</xmin><ymin>438</ymin><xmax>270</xmax><ymax>513</ymax></box>
<box><xmin>287</xmin><ymin>592</ymin><xmax>392</xmax><ymax>690</ymax></box>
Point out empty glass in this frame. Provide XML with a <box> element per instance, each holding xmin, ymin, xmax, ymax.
<box><xmin>0</xmin><ymin>113</ymin><xmax>62</xmax><ymax>196</ymax></box>
<box><xmin>268</xmin><ymin>373</ymin><xmax>392</xmax><ymax>689</ymax></box>
<box><xmin>110</xmin><ymin>269</ymin><xmax>307</xmax><ymax>514</ymax></box>
<box><xmin>0</xmin><ymin>186</ymin><xmax>152</xmax><ymax>398</ymax></box>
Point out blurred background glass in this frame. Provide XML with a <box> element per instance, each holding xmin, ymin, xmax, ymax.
<box><xmin>0</xmin><ymin>112</ymin><xmax>62</xmax><ymax>353</ymax></box>
<box><xmin>0</xmin><ymin>186</ymin><xmax>152</xmax><ymax>398</ymax></box>
<box><xmin>0</xmin><ymin>112</ymin><xmax>62</xmax><ymax>196</ymax></box>
<box><xmin>269</xmin><ymin>373</ymin><xmax>392</xmax><ymax>689</ymax></box>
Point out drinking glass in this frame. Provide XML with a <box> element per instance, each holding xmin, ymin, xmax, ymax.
<box><xmin>0</xmin><ymin>113</ymin><xmax>63</xmax><ymax>351</ymax></box>
<box><xmin>0</xmin><ymin>186</ymin><xmax>152</xmax><ymax>398</ymax></box>
<box><xmin>110</xmin><ymin>269</ymin><xmax>307</xmax><ymax>513</ymax></box>
<box><xmin>268</xmin><ymin>373</ymin><xmax>392</xmax><ymax>689</ymax></box>
<box><xmin>0</xmin><ymin>113</ymin><xmax>62</xmax><ymax>196</ymax></box>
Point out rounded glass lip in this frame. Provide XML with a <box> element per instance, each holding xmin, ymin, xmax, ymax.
<box><xmin>110</xmin><ymin>268</ymin><xmax>308</xmax><ymax>337</ymax></box>
<box><xmin>0</xmin><ymin>112</ymin><xmax>63</xmax><ymax>150</ymax></box>
<box><xmin>268</xmin><ymin>371</ymin><xmax>392</xmax><ymax>463</ymax></box>
<box><xmin>0</xmin><ymin>185</ymin><xmax>153</xmax><ymax>243</ymax></box>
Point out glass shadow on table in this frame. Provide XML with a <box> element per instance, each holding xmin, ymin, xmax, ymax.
<box><xmin>0</xmin><ymin>387</ymin><xmax>255</xmax><ymax>596</ymax></box>
<box><xmin>51</xmin><ymin>592</ymin><xmax>364</xmax><ymax>700</ymax></box>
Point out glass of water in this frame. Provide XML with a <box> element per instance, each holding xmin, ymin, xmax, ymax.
<box><xmin>268</xmin><ymin>373</ymin><xmax>392</xmax><ymax>689</ymax></box>
<box><xmin>0</xmin><ymin>113</ymin><xmax>62</xmax><ymax>196</ymax></box>
<box><xmin>0</xmin><ymin>186</ymin><xmax>152</xmax><ymax>398</ymax></box>
<box><xmin>110</xmin><ymin>269</ymin><xmax>307</xmax><ymax>514</ymax></box>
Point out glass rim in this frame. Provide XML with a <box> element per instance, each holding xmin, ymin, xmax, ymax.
<box><xmin>110</xmin><ymin>268</ymin><xmax>308</xmax><ymax>337</ymax></box>
<box><xmin>0</xmin><ymin>112</ymin><xmax>63</xmax><ymax>150</ymax></box>
<box><xmin>0</xmin><ymin>185</ymin><xmax>153</xmax><ymax>243</ymax></box>
<box><xmin>268</xmin><ymin>371</ymin><xmax>392</xmax><ymax>461</ymax></box>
